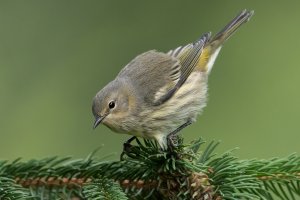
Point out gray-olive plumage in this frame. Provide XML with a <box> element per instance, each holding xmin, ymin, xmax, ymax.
<box><xmin>92</xmin><ymin>10</ymin><xmax>254</xmax><ymax>149</ymax></box>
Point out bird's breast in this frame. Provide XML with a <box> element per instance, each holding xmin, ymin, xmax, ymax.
<box><xmin>139</xmin><ymin>71</ymin><xmax>208</xmax><ymax>136</ymax></box>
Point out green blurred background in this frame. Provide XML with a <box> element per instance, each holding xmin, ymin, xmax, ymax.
<box><xmin>0</xmin><ymin>1</ymin><xmax>299</xmax><ymax>161</ymax></box>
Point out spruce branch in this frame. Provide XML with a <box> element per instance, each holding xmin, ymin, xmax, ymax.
<box><xmin>0</xmin><ymin>137</ymin><xmax>299</xmax><ymax>199</ymax></box>
<box><xmin>0</xmin><ymin>176</ymin><xmax>33</xmax><ymax>200</ymax></box>
<box><xmin>82</xmin><ymin>178</ymin><xmax>128</xmax><ymax>200</ymax></box>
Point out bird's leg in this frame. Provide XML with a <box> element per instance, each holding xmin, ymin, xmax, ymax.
<box><xmin>167</xmin><ymin>120</ymin><xmax>192</xmax><ymax>151</ymax></box>
<box><xmin>125</xmin><ymin>136</ymin><xmax>137</xmax><ymax>145</ymax></box>
<box><xmin>120</xmin><ymin>136</ymin><xmax>137</xmax><ymax>160</ymax></box>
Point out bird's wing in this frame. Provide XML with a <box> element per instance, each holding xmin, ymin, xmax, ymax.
<box><xmin>154</xmin><ymin>32</ymin><xmax>211</xmax><ymax>105</ymax></box>
<box><xmin>117</xmin><ymin>33</ymin><xmax>210</xmax><ymax>106</ymax></box>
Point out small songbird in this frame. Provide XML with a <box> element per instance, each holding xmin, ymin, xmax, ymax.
<box><xmin>92</xmin><ymin>10</ymin><xmax>254</xmax><ymax>149</ymax></box>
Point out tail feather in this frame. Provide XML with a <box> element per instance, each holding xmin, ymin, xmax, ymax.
<box><xmin>197</xmin><ymin>9</ymin><xmax>254</xmax><ymax>72</ymax></box>
<box><xmin>210</xmin><ymin>9</ymin><xmax>254</xmax><ymax>49</ymax></box>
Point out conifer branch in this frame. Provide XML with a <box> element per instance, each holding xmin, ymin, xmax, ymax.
<box><xmin>82</xmin><ymin>178</ymin><xmax>128</xmax><ymax>200</ymax></box>
<box><xmin>0</xmin><ymin>176</ymin><xmax>32</xmax><ymax>200</ymax></box>
<box><xmin>0</xmin><ymin>137</ymin><xmax>299</xmax><ymax>199</ymax></box>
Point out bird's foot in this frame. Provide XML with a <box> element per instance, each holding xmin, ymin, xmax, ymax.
<box><xmin>120</xmin><ymin>136</ymin><xmax>137</xmax><ymax>160</ymax></box>
<box><xmin>167</xmin><ymin>133</ymin><xmax>179</xmax><ymax>152</ymax></box>
<box><xmin>166</xmin><ymin>120</ymin><xmax>192</xmax><ymax>152</ymax></box>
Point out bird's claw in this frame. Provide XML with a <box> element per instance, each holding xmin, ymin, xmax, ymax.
<box><xmin>120</xmin><ymin>136</ymin><xmax>137</xmax><ymax>160</ymax></box>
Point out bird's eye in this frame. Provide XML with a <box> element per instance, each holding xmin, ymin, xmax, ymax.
<box><xmin>108</xmin><ymin>101</ymin><xmax>115</xmax><ymax>109</ymax></box>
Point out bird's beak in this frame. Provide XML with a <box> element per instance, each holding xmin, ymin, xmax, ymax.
<box><xmin>93</xmin><ymin>115</ymin><xmax>105</xmax><ymax>129</ymax></box>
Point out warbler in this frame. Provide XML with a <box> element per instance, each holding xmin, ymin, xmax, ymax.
<box><xmin>92</xmin><ymin>10</ymin><xmax>254</xmax><ymax>149</ymax></box>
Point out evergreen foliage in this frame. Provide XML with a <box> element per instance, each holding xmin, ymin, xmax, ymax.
<box><xmin>0</xmin><ymin>138</ymin><xmax>299</xmax><ymax>200</ymax></box>
<box><xmin>82</xmin><ymin>178</ymin><xmax>128</xmax><ymax>200</ymax></box>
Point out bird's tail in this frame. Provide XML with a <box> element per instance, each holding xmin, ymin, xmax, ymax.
<box><xmin>198</xmin><ymin>9</ymin><xmax>254</xmax><ymax>72</ymax></box>
<box><xmin>209</xmin><ymin>9</ymin><xmax>254</xmax><ymax>50</ymax></box>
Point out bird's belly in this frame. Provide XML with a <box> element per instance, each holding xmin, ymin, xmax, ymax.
<box><xmin>140</xmin><ymin>72</ymin><xmax>208</xmax><ymax>137</ymax></box>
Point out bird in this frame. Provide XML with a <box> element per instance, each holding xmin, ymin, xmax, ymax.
<box><xmin>92</xmin><ymin>9</ymin><xmax>254</xmax><ymax>150</ymax></box>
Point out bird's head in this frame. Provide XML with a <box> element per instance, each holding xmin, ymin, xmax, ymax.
<box><xmin>92</xmin><ymin>79</ymin><xmax>134</xmax><ymax>132</ymax></box>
